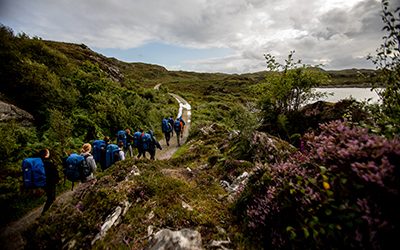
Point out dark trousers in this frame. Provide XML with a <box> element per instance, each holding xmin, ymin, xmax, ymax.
<box><xmin>164</xmin><ymin>132</ymin><xmax>171</xmax><ymax>145</ymax></box>
<box><xmin>137</xmin><ymin>147</ymin><xmax>146</xmax><ymax>158</ymax></box>
<box><xmin>42</xmin><ymin>185</ymin><xmax>56</xmax><ymax>214</ymax></box>
<box><xmin>176</xmin><ymin>131</ymin><xmax>181</xmax><ymax>145</ymax></box>
<box><xmin>148</xmin><ymin>149</ymin><xmax>156</xmax><ymax>160</ymax></box>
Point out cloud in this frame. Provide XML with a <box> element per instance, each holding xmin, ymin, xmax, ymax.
<box><xmin>0</xmin><ymin>0</ymin><xmax>391</xmax><ymax>73</ymax></box>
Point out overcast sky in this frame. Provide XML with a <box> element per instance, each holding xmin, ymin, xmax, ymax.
<box><xmin>1</xmin><ymin>0</ymin><xmax>399</xmax><ymax>73</ymax></box>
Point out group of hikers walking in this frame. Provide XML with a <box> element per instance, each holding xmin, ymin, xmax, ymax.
<box><xmin>21</xmin><ymin>115</ymin><xmax>186</xmax><ymax>215</ymax></box>
<box><xmin>95</xmin><ymin>127</ymin><xmax>163</xmax><ymax>168</ymax></box>
<box><xmin>162</xmin><ymin>116</ymin><xmax>186</xmax><ymax>146</ymax></box>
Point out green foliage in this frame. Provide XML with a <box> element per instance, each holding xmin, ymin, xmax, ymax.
<box><xmin>0</xmin><ymin>122</ymin><xmax>39</xmax><ymax>164</ymax></box>
<box><xmin>47</xmin><ymin>109</ymin><xmax>73</xmax><ymax>153</ymax></box>
<box><xmin>0</xmin><ymin>25</ymin><xmax>175</xmax><ymax>226</ymax></box>
<box><xmin>258</xmin><ymin>51</ymin><xmax>329</xmax><ymax>114</ymax></box>
<box><xmin>367</xmin><ymin>0</ymin><xmax>400</xmax><ymax>135</ymax></box>
<box><xmin>172</xmin><ymin>143</ymin><xmax>190</xmax><ymax>159</ymax></box>
<box><xmin>227</xmin><ymin>104</ymin><xmax>260</xmax><ymax>139</ymax></box>
<box><xmin>256</xmin><ymin>51</ymin><xmax>329</xmax><ymax>140</ymax></box>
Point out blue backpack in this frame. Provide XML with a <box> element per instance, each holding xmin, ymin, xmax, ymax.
<box><xmin>162</xmin><ymin>119</ymin><xmax>172</xmax><ymax>133</ymax></box>
<box><xmin>117</xmin><ymin>130</ymin><xmax>127</xmax><ymax>148</ymax></box>
<box><xmin>133</xmin><ymin>132</ymin><xmax>142</xmax><ymax>148</ymax></box>
<box><xmin>174</xmin><ymin>120</ymin><xmax>182</xmax><ymax>132</ymax></box>
<box><xmin>92</xmin><ymin>140</ymin><xmax>106</xmax><ymax>162</ymax></box>
<box><xmin>22</xmin><ymin>158</ymin><xmax>46</xmax><ymax>188</ymax></box>
<box><xmin>105</xmin><ymin>144</ymin><xmax>120</xmax><ymax>168</ymax></box>
<box><xmin>64</xmin><ymin>154</ymin><xmax>91</xmax><ymax>182</ymax></box>
<box><xmin>141</xmin><ymin>133</ymin><xmax>152</xmax><ymax>151</ymax></box>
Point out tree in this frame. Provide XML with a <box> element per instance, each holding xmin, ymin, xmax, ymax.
<box><xmin>367</xmin><ymin>0</ymin><xmax>400</xmax><ymax>130</ymax></box>
<box><xmin>260</xmin><ymin>51</ymin><xmax>328</xmax><ymax>115</ymax></box>
<box><xmin>47</xmin><ymin>109</ymin><xmax>73</xmax><ymax>157</ymax></box>
<box><xmin>257</xmin><ymin>51</ymin><xmax>328</xmax><ymax>137</ymax></box>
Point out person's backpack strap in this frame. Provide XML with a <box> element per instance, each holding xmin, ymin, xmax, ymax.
<box><xmin>80</xmin><ymin>154</ymin><xmax>92</xmax><ymax>181</ymax></box>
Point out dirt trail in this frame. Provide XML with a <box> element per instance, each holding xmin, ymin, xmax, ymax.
<box><xmin>156</xmin><ymin>93</ymin><xmax>191</xmax><ymax>160</ymax></box>
<box><xmin>0</xmin><ymin>91</ymin><xmax>191</xmax><ymax>250</ymax></box>
<box><xmin>0</xmin><ymin>189</ymin><xmax>75</xmax><ymax>249</ymax></box>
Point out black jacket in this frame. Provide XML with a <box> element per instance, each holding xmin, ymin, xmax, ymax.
<box><xmin>42</xmin><ymin>158</ymin><xmax>60</xmax><ymax>187</ymax></box>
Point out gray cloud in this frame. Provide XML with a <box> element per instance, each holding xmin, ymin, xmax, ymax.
<box><xmin>0</xmin><ymin>0</ymin><xmax>395</xmax><ymax>73</ymax></box>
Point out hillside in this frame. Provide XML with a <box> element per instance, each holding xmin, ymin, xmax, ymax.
<box><xmin>1</xmin><ymin>24</ymin><xmax>399</xmax><ymax>250</ymax></box>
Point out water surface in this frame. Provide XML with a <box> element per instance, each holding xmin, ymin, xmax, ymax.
<box><xmin>313</xmin><ymin>88</ymin><xmax>382</xmax><ymax>103</ymax></box>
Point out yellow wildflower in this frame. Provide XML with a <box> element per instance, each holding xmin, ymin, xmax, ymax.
<box><xmin>323</xmin><ymin>181</ymin><xmax>330</xmax><ymax>190</ymax></box>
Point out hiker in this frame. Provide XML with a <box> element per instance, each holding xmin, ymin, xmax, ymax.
<box><xmin>174</xmin><ymin>118</ymin><xmax>184</xmax><ymax>146</ymax></box>
<box><xmin>168</xmin><ymin>116</ymin><xmax>174</xmax><ymax>137</ymax></box>
<box><xmin>136</xmin><ymin>128</ymin><xmax>146</xmax><ymax>159</ymax></box>
<box><xmin>39</xmin><ymin>148</ymin><xmax>60</xmax><ymax>215</ymax></box>
<box><xmin>147</xmin><ymin>130</ymin><xmax>162</xmax><ymax>160</ymax></box>
<box><xmin>99</xmin><ymin>136</ymin><xmax>111</xmax><ymax>169</ymax></box>
<box><xmin>125</xmin><ymin>128</ymin><xmax>134</xmax><ymax>158</ymax></box>
<box><xmin>118</xmin><ymin>140</ymin><xmax>126</xmax><ymax>161</ymax></box>
<box><xmin>104</xmin><ymin>142</ymin><xmax>120</xmax><ymax>168</ymax></box>
<box><xmin>80</xmin><ymin>143</ymin><xmax>97</xmax><ymax>182</ymax></box>
<box><xmin>162</xmin><ymin>117</ymin><xmax>172</xmax><ymax>146</ymax></box>
<box><xmin>178</xmin><ymin>116</ymin><xmax>186</xmax><ymax>138</ymax></box>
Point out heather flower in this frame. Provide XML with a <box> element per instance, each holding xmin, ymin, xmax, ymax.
<box><xmin>237</xmin><ymin>120</ymin><xmax>400</xmax><ymax>249</ymax></box>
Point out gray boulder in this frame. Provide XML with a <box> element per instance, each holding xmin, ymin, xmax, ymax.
<box><xmin>147</xmin><ymin>228</ymin><xmax>203</xmax><ymax>250</ymax></box>
<box><xmin>250</xmin><ymin>131</ymin><xmax>296</xmax><ymax>164</ymax></box>
<box><xmin>0</xmin><ymin>100</ymin><xmax>34</xmax><ymax>126</ymax></box>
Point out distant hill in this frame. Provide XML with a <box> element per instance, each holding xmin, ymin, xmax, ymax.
<box><xmin>43</xmin><ymin>40</ymin><xmax>378</xmax><ymax>88</ymax></box>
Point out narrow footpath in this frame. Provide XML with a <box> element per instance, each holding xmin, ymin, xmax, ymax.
<box><xmin>156</xmin><ymin>93</ymin><xmax>191</xmax><ymax>160</ymax></box>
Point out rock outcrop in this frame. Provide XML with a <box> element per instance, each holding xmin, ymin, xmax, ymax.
<box><xmin>0</xmin><ymin>100</ymin><xmax>34</xmax><ymax>126</ymax></box>
<box><xmin>291</xmin><ymin>99</ymin><xmax>369</xmax><ymax>133</ymax></box>
<box><xmin>250</xmin><ymin>131</ymin><xmax>297</xmax><ymax>164</ymax></box>
<box><xmin>147</xmin><ymin>229</ymin><xmax>203</xmax><ymax>250</ymax></box>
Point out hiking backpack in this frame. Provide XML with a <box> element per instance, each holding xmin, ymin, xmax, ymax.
<box><xmin>22</xmin><ymin>158</ymin><xmax>46</xmax><ymax>188</ymax></box>
<box><xmin>162</xmin><ymin>119</ymin><xmax>172</xmax><ymax>133</ymax></box>
<box><xmin>117</xmin><ymin>130</ymin><xmax>127</xmax><ymax>148</ymax></box>
<box><xmin>64</xmin><ymin>154</ymin><xmax>91</xmax><ymax>183</ymax></box>
<box><xmin>105</xmin><ymin>144</ymin><xmax>120</xmax><ymax>168</ymax></box>
<box><xmin>174</xmin><ymin>120</ymin><xmax>182</xmax><ymax>132</ymax></box>
<box><xmin>133</xmin><ymin>131</ymin><xmax>142</xmax><ymax>148</ymax></box>
<box><xmin>92</xmin><ymin>140</ymin><xmax>106</xmax><ymax>162</ymax></box>
<box><xmin>141</xmin><ymin>133</ymin><xmax>152</xmax><ymax>151</ymax></box>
